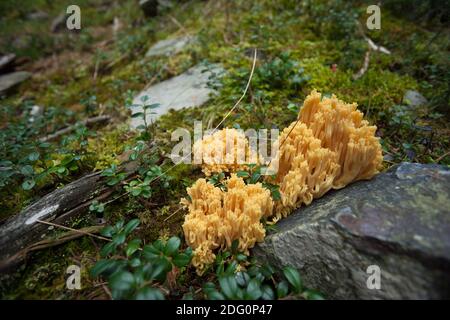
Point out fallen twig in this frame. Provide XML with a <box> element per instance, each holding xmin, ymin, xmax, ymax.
<box><xmin>353</xmin><ymin>50</ymin><xmax>371</xmax><ymax>80</ymax></box>
<box><xmin>39</xmin><ymin>115</ymin><xmax>111</xmax><ymax>142</ymax></box>
<box><xmin>0</xmin><ymin>225</ymin><xmax>104</xmax><ymax>270</ymax></box>
<box><xmin>436</xmin><ymin>151</ymin><xmax>450</xmax><ymax>163</ymax></box>
<box><xmin>36</xmin><ymin>219</ymin><xmax>111</xmax><ymax>241</ymax></box>
<box><xmin>164</xmin><ymin>206</ymin><xmax>185</xmax><ymax>222</ymax></box>
<box><xmin>353</xmin><ymin>20</ymin><xmax>391</xmax><ymax>80</ymax></box>
<box><xmin>356</xmin><ymin>20</ymin><xmax>391</xmax><ymax>55</ymax></box>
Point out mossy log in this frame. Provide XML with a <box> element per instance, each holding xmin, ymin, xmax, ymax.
<box><xmin>0</xmin><ymin>160</ymin><xmax>138</xmax><ymax>271</ymax></box>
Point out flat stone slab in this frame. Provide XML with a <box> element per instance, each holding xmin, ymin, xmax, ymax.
<box><xmin>130</xmin><ymin>63</ymin><xmax>223</xmax><ymax>129</ymax></box>
<box><xmin>145</xmin><ymin>35</ymin><xmax>196</xmax><ymax>57</ymax></box>
<box><xmin>253</xmin><ymin>162</ymin><xmax>450</xmax><ymax>299</ymax></box>
<box><xmin>403</xmin><ymin>90</ymin><xmax>428</xmax><ymax>108</ymax></box>
<box><xmin>0</xmin><ymin>71</ymin><xmax>31</xmax><ymax>93</ymax></box>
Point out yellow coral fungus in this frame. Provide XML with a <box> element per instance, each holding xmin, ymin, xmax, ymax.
<box><xmin>299</xmin><ymin>90</ymin><xmax>383</xmax><ymax>188</ymax></box>
<box><xmin>268</xmin><ymin>90</ymin><xmax>382</xmax><ymax>219</ymax></box>
<box><xmin>193</xmin><ymin>128</ymin><xmax>255</xmax><ymax>176</ymax></box>
<box><xmin>182</xmin><ymin>175</ymin><xmax>273</xmax><ymax>274</ymax></box>
<box><xmin>270</xmin><ymin>122</ymin><xmax>339</xmax><ymax>220</ymax></box>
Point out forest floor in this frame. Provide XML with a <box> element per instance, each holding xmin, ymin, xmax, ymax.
<box><xmin>0</xmin><ymin>0</ymin><xmax>449</xmax><ymax>299</ymax></box>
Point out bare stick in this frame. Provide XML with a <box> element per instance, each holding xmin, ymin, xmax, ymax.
<box><xmin>39</xmin><ymin>115</ymin><xmax>111</xmax><ymax>142</ymax></box>
<box><xmin>36</xmin><ymin>219</ymin><xmax>111</xmax><ymax>242</ymax></box>
<box><xmin>353</xmin><ymin>50</ymin><xmax>371</xmax><ymax>80</ymax></box>
<box><xmin>164</xmin><ymin>206</ymin><xmax>185</xmax><ymax>222</ymax></box>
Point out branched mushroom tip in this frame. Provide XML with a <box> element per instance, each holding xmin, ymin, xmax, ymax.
<box><xmin>193</xmin><ymin>128</ymin><xmax>254</xmax><ymax>176</ymax></box>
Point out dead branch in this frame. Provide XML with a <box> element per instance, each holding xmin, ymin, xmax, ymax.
<box><xmin>39</xmin><ymin>115</ymin><xmax>111</xmax><ymax>142</ymax></box>
<box><xmin>353</xmin><ymin>50</ymin><xmax>371</xmax><ymax>80</ymax></box>
<box><xmin>0</xmin><ymin>225</ymin><xmax>104</xmax><ymax>270</ymax></box>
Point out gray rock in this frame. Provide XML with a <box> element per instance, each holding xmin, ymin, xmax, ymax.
<box><xmin>0</xmin><ymin>54</ymin><xmax>16</xmax><ymax>74</ymax></box>
<box><xmin>253</xmin><ymin>162</ymin><xmax>450</xmax><ymax>299</ymax></box>
<box><xmin>145</xmin><ymin>35</ymin><xmax>196</xmax><ymax>57</ymax></box>
<box><xmin>139</xmin><ymin>0</ymin><xmax>158</xmax><ymax>17</ymax></box>
<box><xmin>0</xmin><ymin>71</ymin><xmax>32</xmax><ymax>94</ymax></box>
<box><xmin>130</xmin><ymin>64</ymin><xmax>223</xmax><ymax>129</ymax></box>
<box><xmin>403</xmin><ymin>90</ymin><xmax>428</xmax><ymax>108</ymax></box>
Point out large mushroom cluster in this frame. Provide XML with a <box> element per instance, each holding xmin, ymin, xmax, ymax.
<box><xmin>181</xmin><ymin>90</ymin><xmax>383</xmax><ymax>274</ymax></box>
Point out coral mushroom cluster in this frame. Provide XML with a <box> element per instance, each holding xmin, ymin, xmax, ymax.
<box><xmin>182</xmin><ymin>90</ymin><xmax>383</xmax><ymax>273</ymax></box>
<box><xmin>182</xmin><ymin>175</ymin><xmax>273</xmax><ymax>274</ymax></box>
<box><xmin>269</xmin><ymin>90</ymin><xmax>383</xmax><ymax>220</ymax></box>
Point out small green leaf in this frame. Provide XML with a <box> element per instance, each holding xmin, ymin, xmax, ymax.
<box><xmin>131</xmin><ymin>188</ymin><xmax>142</xmax><ymax>196</ymax></box>
<box><xmin>143</xmin><ymin>244</ymin><xmax>160</xmax><ymax>260</ymax></box>
<box><xmin>219</xmin><ymin>275</ymin><xmax>238</xmax><ymax>299</ymax></box>
<box><xmin>145</xmin><ymin>103</ymin><xmax>160</xmax><ymax>109</ymax></box>
<box><xmin>151</xmin><ymin>257</ymin><xmax>171</xmax><ymax>281</ymax></box>
<box><xmin>21</xmin><ymin>179</ymin><xmax>35</xmax><ymax>190</ymax></box>
<box><xmin>123</xmin><ymin>219</ymin><xmax>140</xmax><ymax>235</ymax></box>
<box><xmin>129</xmin><ymin>258</ymin><xmax>141</xmax><ymax>268</ymax></box>
<box><xmin>135</xmin><ymin>287</ymin><xmax>165</xmax><ymax>300</ymax></box>
<box><xmin>20</xmin><ymin>165</ymin><xmax>34</xmax><ymax>176</ymax></box>
<box><xmin>131</xmin><ymin>112</ymin><xmax>144</xmax><ymax>118</ymax></box>
<box><xmin>261</xmin><ymin>284</ymin><xmax>275</xmax><ymax>300</ymax></box>
<box><xmin>283</xmin><ymin>266</ymin><xmax>302</xmax><ymax>293</ymax></box>
<box><xmin>173</xmin><ymin>253</ymin><xmax>191</xmax><ymax>268</ymax></box>
<box><xmin>225</xmin><ymin>260</ymin><xmax>238</xmax><ymax>275</ymax></box>
<box><xmin>216</xmin><ymin>262</ymin><xmax>225</xmax><ymax>277</ymax></box>
<box><xmin>276</xmin><ymin>280</ymin><xmax>289</xmax><ymax>298</ymax></box>
<box><xmin>304</xmin><ymin>289</ymin><xmax>325</xmax><ymax>300</ymax></box>
<box><xmin>235</xmin><ymin>271</ymin><xmax>250</xmax><ymax>287</ymax></box>
<box><xmin>236</xmin><ymin>171</ymin><xmax>250</xmax><ymax>178</ymax></box>
<box><xmin>202</xmin><ymin>282</ymin><xmax>216</xmax><ymax>294</ymax></box>
<box><xmin>164</xmin><ymin>236</ymin><xmax>181</xmax><ymax>256</ymax></box>
<box><xmin>153</xmin><ymin>239</ymin><xmax>165</xmax><ymax>251</ymax></box>
<box><xmin>208</xmin><ymin>290</ymin><xmax>226</xmax><ymax>300</ymax></box>
<box><xmin>90</xmin><ymin>259</ymin><xmax>116</xmax><ymax>278</ymax></box>
<box><xmin>100</xmin><ymin>242</ymin><xmax>117</xmax><ymax>258</ymax></box>
<box><xmin>260</xmin><ymin>264</ymin><xmax>274</xmax><ymax>279</ymax></box>
<box><xmin>28</xmin><ymin>152</ymin><xmax>40</xmax><ymax>161</ymax></box>
<box><xmin>39</xmin><ymin>142</ymin><xmax>51</xmax><ymax>148</ymax></box>
<box><xmin>112</xmin><ymin>232</ymin><xmax>126</xmax><ymax>246</ymax></box>
<box><xmin>236</xmin><ymin>253</ymin><xmax>247</xmax><ymax>262</ymax></box>
<box><xmin>245</xmin><ymin>278</ymin><xmax>262</xmax><ymax>300</ymax></box>
<box><xmin>231</xmin><ymin>239</ymin><xmax>239</xmax><ymax>253</ymax></box>
<box><xmin>115</xmin><ymin>220</ymin><xmax>124</xmax><ymax>230</ymax></box>
<box><xmin>100</xmin><ymin>226</ymin><xmax>114</xmax><ymax>237</ymax></box>
<box><xmin>126</xmin><ymin>238</ymin><xmax>142</xmax><ymax>257</ymax></box>
<box><xmin>109</xmin><ymin>271</ymin><xmax>135</xmax><ymax>292</ymax></box>
<box><xmin>249</xmin><ymin>172</ymin><xmax>261</xmax><ymax>184</ymax></box>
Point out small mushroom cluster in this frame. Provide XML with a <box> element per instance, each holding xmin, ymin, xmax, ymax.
<box><xmin>181</xmin><ymin>175</ymin><xmax>273</xmax><ymax>274</ymax></box>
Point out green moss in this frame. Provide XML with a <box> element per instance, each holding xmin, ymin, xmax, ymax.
<box><xmin>86</xmin><ymin>124</ymin><xmax>131</xmax><ymax>170</ymax></box>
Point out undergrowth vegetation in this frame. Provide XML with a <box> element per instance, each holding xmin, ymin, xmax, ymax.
<box><xmin>0</xmin><ymin>0</ymin><xmax>448</xmax><ymax>299</ymax></box>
